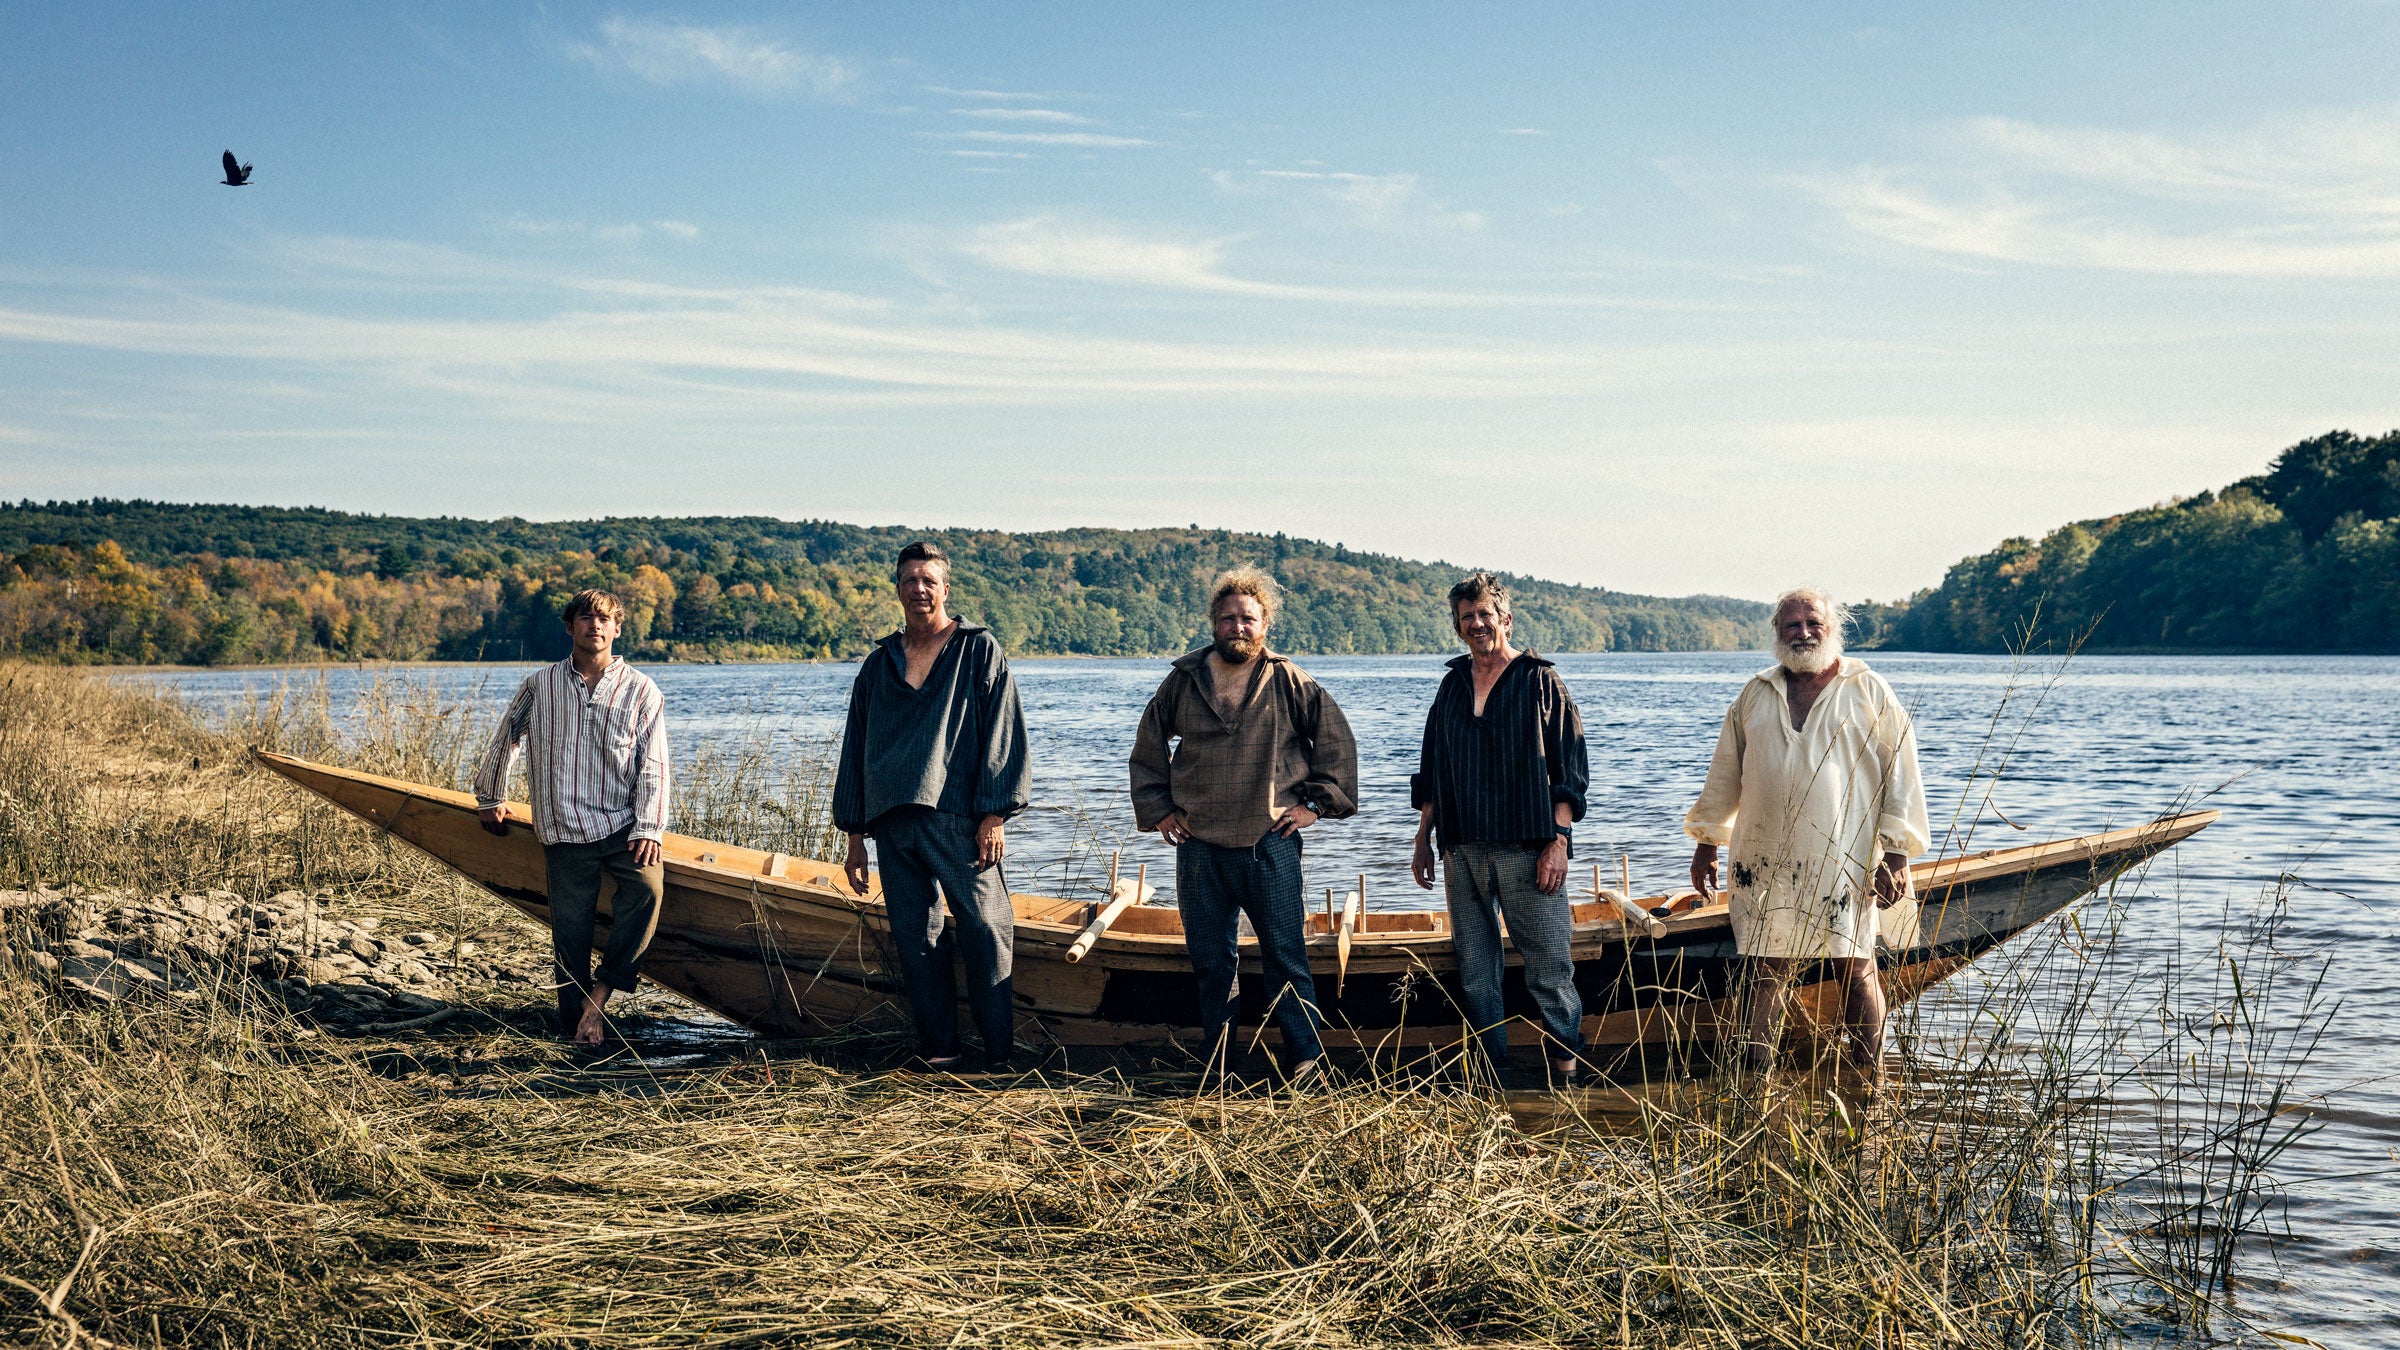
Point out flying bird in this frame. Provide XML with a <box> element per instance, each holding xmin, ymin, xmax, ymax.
<box><xmin>220</xmin><ymin>151</ymin><xmax>252</xmax><ymax>186</ymax></box>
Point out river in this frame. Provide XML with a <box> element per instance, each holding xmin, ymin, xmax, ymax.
<box><xmin>137</xmin><ymin>651</ymin><xmax>2400</xmax><ymax>1343</ymax></box>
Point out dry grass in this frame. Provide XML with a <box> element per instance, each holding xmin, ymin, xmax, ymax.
<box><xmin>0</xmin><ymin>662</ymin><xmax>2325</xmax><ymax>1347</ymax></box>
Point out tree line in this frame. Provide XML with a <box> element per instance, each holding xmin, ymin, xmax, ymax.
<box><xmin>1860</xmin><ymin>430</ymin><xmax>2400</xmax><ymax>652</ymax></box>
<box><xmin>0</xmin><ymin>504</ymin><xmax>1769</xmax><ymax>665</ymax></box>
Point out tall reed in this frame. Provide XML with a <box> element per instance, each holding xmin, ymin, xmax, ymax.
<box><xmin>0</xmin><ymin>661</ymin><xmax>2335</xmax><ymax>1347</ymax></box>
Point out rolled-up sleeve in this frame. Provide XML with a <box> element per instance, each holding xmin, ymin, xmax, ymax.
<box><xmin>1408</xmin><ymin>696</ymin><xmax>1440</xmax><ymax>811</ymax></box>
<box><xmin>1542</xmin><ymin>670</ymin><xmax>1589</xmax><ymax>824</ymax></box>
<box><xmin>472</xmin><ymin>677</ymin><xmax>536</xmax><ymax>812</ymax></box>
<box><xmin>830</xmin><ymin>664</ymin><xmax>874</xmax><ymax>836</ymax></box>
<box><xmin>973</xmin><ymin>645</ymin><xmax>1032</xmax><ymax>822</ymax></box>
<box><xmin>628</xmin><ymin>684</ymin><xmax>670</xmax><ymax>842</ymax></box>
<box><xmin>1873</xmin><ymin>700</ymin><xmax>1932</xmax><ymax>858</ymax></box>
<box><xmin>1683</xmin><ymin>698</ymin><xmax>1746</xmax><ymax>847</ymax></box>
<box><xmin>1128</xmin><ymin>681</ymin><xmax>1180</xmax><ymax>831</ymax></box>
<box><xmin>1299</xmin><ymin>681</ymin><xmax>1359</xmax><ymax>819</ymax></box>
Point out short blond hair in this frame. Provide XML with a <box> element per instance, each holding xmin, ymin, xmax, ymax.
<box><xmin>1208</xmin><ymin>565</ymin><xmax>1281</xmax><ymax>626</ymax></box>
<box><xmin>561</xmin><ymin>588</ymin><xmax>627</xmax><ymax>626</ymax></box>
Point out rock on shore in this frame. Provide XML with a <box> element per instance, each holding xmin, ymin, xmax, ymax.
<box><xmin>2</xmin><ymin>885</ymin><xmax>550</xmax><ymax>1029</ymax></box>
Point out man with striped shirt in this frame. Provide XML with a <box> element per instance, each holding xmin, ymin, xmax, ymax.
<box><xmin>473</xmin><ymin>588</ymin><xmax>670</xmax><ymax>1046</ymax></box>
<box><xmin>1410</xmin><ymin>572</ymin><xmax>1590</xmax><ymax>1082</ymax></box>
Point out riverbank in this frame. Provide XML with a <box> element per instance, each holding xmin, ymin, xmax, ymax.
<box><xmin>0</xmin><ymin>662</ymin><xmax>2325</xmax><ymax>1346</ymax></box>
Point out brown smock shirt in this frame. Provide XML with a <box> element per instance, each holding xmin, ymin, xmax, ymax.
<box><xmin>1128</xmin><ymin>647</ymin><xmax>1359</xmax><ymax>849</ymax></box>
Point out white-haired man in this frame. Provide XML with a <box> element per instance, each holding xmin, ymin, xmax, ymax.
<box><xmin>1684</xmin><ymin>587</ymin><xmax>1930</xmax><ymax>1082</ymax></box>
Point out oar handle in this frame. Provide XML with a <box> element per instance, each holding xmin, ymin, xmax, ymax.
<box><xmin>1066</xmin><ymin>893</ymin><xmax>1139</xmax><ymax>963</ymax></box>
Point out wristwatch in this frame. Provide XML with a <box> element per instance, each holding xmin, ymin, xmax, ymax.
<box><xmin>1553</xmin><ymin>824</ymin><xmax>1573</xmax><ymax>842</ymax></box>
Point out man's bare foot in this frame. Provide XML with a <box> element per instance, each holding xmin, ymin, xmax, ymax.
<box><xmin>574</xmin><ymin>992</ymin><xmax>610</xmax><ymax>1046</ymax></box>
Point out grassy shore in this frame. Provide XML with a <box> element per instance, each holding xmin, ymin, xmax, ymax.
<box><xmin>0</xmin><ymin>662</ymin><xmax>2318</xmax><ymax>1347</ymax></box>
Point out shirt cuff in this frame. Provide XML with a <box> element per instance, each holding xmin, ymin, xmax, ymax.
<box><xmin>1684</xmin><ymin>820</ymin><xmax>1733</xmax><ymax>847</ymax></box>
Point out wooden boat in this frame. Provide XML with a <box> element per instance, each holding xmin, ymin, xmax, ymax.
<box><xmin>254</xmin><ymin>750</ymin><xmax>2216</xmax><ymax>1058</ymax></box>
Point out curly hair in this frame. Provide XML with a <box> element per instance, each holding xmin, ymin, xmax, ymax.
<box><xmin>1208</xmin><ymin>565</ymin><xmax>1281</xmax><ymax>626</ymax></box>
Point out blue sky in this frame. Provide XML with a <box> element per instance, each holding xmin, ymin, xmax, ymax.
<box><xmin>4</xmin><ymin>2</ymin><xmax>2397</xmax><ymax>602</ymax></box>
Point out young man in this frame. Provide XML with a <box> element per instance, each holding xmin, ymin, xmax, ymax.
<box><xmin>1409</xmin><ymin>572</ymin><xmax>1590</xmax><ymax>1082</ymax></box>
<box><xmin>833</xmin><ymin>541</ymin><xmax>1032</xmax><ymax>1073</ymax></box>
<box><xmin>473</xmin><ymin>588</ymin><xmax>670</xmax><ymax>1047</ymax></box>
<box><xmin>1685</xmin><ymin>586</ymin><xmax>1930</xmax><ymax>1084</ymax></box>
<box><xmin>1129</xmin><ymin>566</ymin><xmax>1358</xmax><ymax>1083</ymax></box>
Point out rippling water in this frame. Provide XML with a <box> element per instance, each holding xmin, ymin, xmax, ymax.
<box><xmin>139</xmin><ymin>651</ymin><xmax>2400</xmax><ymax>1343</ymax></box>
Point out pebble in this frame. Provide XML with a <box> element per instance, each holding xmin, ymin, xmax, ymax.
<box><xmin>0</xmin><ymin>884</ymin><xmax>551</xmax><ymax>1029</ymax></box>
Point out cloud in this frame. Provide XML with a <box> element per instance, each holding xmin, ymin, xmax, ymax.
<box><xmin>960</xmin><ymin>218</ymin><xmax>1253</xmax><ymax>293</ymax></box>
<box><xmin>923</xmin><ymin>85</ymin><xmax>1057</xmax><ymax>101</ymax></box>
<box><xmin>1211</xmin><ymin>169</ymin><xmax>1485</xmax><ymax>232</ymax></box>
<box><xmin>0</xmin><ymin>237</ymin><xmax>1795</xmax><ymax>416</ymax></box>
<box><xmin>569</xmin><ymin>17</ymin><xmax>860</xmax><ymax>101</ymax></box>
<box><xmin>1799</xmin><ymin>109</ymin><xmax>2400</xmax><ymax>277</ymax></box>
<box><xmin>954</xmin><ymin>108</ymin><xmax>1092</xmax><ymax>124</ymax></box>
<box><xmin>945</xmin><ymin>130</ymin><xmax>1154</xmax><ymax>148</ymax></box>
<box><xmin>954</xmin><ymin>217</ymin><xmax>1670</xmax><ymax>310</ymax></box>
<box><xmin>489</xmin><ymin>214</ymin><xmax>701</xmax><ymax>243</ymax></box>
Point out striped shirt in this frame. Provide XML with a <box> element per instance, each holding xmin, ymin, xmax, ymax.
<box><xmin>1410</xmin><ymin>652</ymin><xmax>1588</xmax><ymax>853</ymax></box>
<box><xmin>472</xmin><ymin>658</ymin><xmax>669</xmax><ymax>846</ymax></box>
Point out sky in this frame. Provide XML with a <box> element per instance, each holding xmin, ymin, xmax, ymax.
<box><xmin>3</xmin><ymin>2</ymin><xmax>2398</xmax><ymax>603</ymax></box>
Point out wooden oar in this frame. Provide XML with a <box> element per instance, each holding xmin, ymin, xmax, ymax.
<box><xmin>1067</xmin><ymin>855</ymin><xmax>1142</xmax><ymax>964</ymax></box>
<box><xmin>1335</xmin><ymin>873</ymin><xmax>1364</xmax><ymax>995</ymax></box>
<box><xmin>1593</xmin><ymin>862</ymin><xmax>1665</xmax><ymax>940</ymax></box>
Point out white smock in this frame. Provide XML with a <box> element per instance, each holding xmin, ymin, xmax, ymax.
<box><xmin>1683</xmin><ymin>659</ymin><xmax>1932</xmax><ymax>959</ymax></box>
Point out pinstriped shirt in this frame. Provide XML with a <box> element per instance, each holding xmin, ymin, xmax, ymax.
<box><xmin>472</xmin><ymin>657</ymin><xmax>670</xmax><ymax>846</ymax></box>
<box><xmin>1410</xmin><ymin>652</ymin><xmax>1588</xmax><ymax>853</ymax></box>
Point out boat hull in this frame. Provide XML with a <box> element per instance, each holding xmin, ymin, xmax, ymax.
<box><xmin>251</xmin><ymin>752</ymin><xmax>2214</xmax><ymax>1055</ymax></box>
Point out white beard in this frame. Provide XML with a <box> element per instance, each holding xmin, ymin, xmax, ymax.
<box><xmin>1777</xmin><ymin>632</ymin><xmax>1843</xmax><ymax>677</ymax></box>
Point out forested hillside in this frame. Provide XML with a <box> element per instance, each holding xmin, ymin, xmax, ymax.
<box><xmin>0</xmin><ymin>503</ymin><xmax>1768</xmax><ymax>665</ymax></box>
<box><xmin>1877</xmin><ymin>430</ymin><xmax>2400</xmax><ymax>652</ymax></box>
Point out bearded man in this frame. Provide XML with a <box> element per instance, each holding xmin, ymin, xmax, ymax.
<box><xmin>1130</xmin><ymin>566</ymin><xmax>1358</xmax><ymax>1085</ymax></box>
<box><xmin>1684</xmin><ymin>587</ymin><xmax>1930</xmax><ymax>1081</ymax></box>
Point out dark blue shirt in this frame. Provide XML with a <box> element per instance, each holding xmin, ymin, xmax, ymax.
<box><xmin>832</xmin><ymin>623</ymin><xmax>1031</xmax><ymax>834</ymax></box>
<box><xmin>1410</xmin><ymin>652</ymin><xmax>1588</xmax><ymax>852</ymax></box>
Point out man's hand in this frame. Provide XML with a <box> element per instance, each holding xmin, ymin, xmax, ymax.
<box><xmin>1536</xmin><ymin>837</ymin><xmax>1570</xmax><ymax>895</ymax></box>
<box><xmin>843</xmin><ymin>833</ymin><xmax>871</xmax><ymax>896</ymax></box>
<box><xmin>478</xmin><ymin>804</ymin><xmax>510</xmax><ymax>837</ymax></box>
<box><xmin>630</xmin><ymin>837</ymin><xmax>661</xmax><ymax>868</ymax></box>
<box><xmin>1156</xmin><ymin>810</ymin><xmax>1193</xmax><ymax>846</ymax></box>
<box><xmin>1872</xmin><ymin>851</ymin><xmax>1910</xmax><ymax>909</ymax></box>
<box><xmin>974</xmin><ymin>815</ymin><xmax>1006</xmax><ymax>870</ymax></box>
<box><xmin>1690</xmin><ymin>843</ymin><xmax>1720</xmax><ymax>901</ymax></box>
<box><xmin>1411</xmin><ymin>832</ymin><xmax>1437</xmax><ymax>890</ymax></box>
<box><xmin>1272</xmin><ymin>803</ymin><xmax>1319</xmax><ymax>837</ymax></box>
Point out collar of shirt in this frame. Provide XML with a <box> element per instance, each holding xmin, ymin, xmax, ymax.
<box><xmin>1443</xmin><ymin>650</ymin><xmax>1554</xmax><ymax>675</ymax></box>
<box><xmin>559</xmin><ymin>655</ymin><xmax>625</xmax><ymax>701</ymax></box>
<box><xmin>1169</xmin><ymin>644</ymin><xmax>1289</xmax><ymax>721</ymax></box>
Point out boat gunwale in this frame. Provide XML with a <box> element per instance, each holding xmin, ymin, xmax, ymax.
<box><xmin>250</xmin><ymin>750</ymin><xmax>2217</xmax><ymax>967</ymax></box>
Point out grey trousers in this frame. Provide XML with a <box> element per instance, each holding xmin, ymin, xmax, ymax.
<box><xmin>1444</xmin><ymin>841</ymin><xmax>1585</xmax><ymax>1066</ymax></box>
<box><xmin>871</xmin><ymin>806</ymin><xmax>1017</xmax><ymax>1064</ymax></box>
<box><xmin>543</xmin><ymin>823</ymin><xmax>664</xmax><ymax>1025</ymax></box>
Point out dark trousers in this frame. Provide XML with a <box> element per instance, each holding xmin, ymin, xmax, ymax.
<box><xmin>1177</xmin><ymin>828</ymin><xmax>1323</xmax><ymax>1067</ymax></box>
<box><xmin>871</xmin><ymin>806</ymin><xmax>1017</xmax><ymax>1065</ymax></box>
<box><xmin>543</xmin><ymin>823</ymin><xmax>664</xmax><ymax>1025</ymax></box>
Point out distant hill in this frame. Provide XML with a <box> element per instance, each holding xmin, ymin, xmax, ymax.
<box><xmin>0</xmin><ymin>501</ymin><xmax>1769</xmax><ymax>665</ymax></box>
<box><xmin>1860</xmin><ymin>430</ymin><xmax>2400</xmax><ymax>653</ymax></box>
